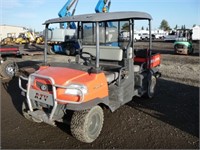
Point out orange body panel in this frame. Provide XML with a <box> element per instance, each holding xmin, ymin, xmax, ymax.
<box><xmin>134</xmin><ymin>53</ymin><xmax>161</xmax><ymax>68</ymax></box>
<box><xmin>33</xmin><ymin>66</ymin><xmax>108</xmax><ymax>103</ymax></box>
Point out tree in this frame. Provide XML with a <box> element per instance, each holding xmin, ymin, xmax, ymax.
<box><xmin>174</xmin><ymin>25</ymin><xmax>178</xmax><ymax>30</ymax></box>
<box><xmin>141</xmin><ymin>26</ymin><xmax>144</xmax><ymax>30</ymax></box>
<box><xmin>121</xmin><ymin>23</ymin><xmax>129</xmax><ymax>31</ymax></box>
<box><xmin>146</xmin><ymin>27</ymin><xmax>149</xmax><ymax>31</ymax></box>
<box><xmin>159</xmin><ymin>19</ymin><xmax>170</xmax><ymax>31</ymax></box>
<box><xmin>181</xmin><ymin>25</ymin><xmax>186</xmax><ymax>30</ymax></box>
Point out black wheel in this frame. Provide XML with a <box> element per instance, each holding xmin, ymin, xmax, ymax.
<box><xmin>69</xmin><ymin>47</ymin><xmax>76</xmax><ymax>56</ymax></box>
<box><xmin>0</xmin><ymin>60</ymin><xmax>18</xmax><ymax>79</ymax></box>
<box><xmin>47</xmin><ymin>45</ymin><xmax>55</xmax><ymax>55</ymax></box>
<box><xmin>174</xmin><ymin>45</ymin><xmax>178</xmax><ymax>54</ymax></box>
<box><xmin>65</xmin><ymin>47</ymin><xmax>76</xmax><ymax>56</ymax></box>
<box><xmin>70</xmin><ymin>106</ymin><xmax>104</xmax><ymax>143</ymax></box>
<box><xmin>145</xmin><ymin>75</ymin><xmax>157</xmax><ymax>99</ymax></box>
<box><xmin>188</xmin><ymin>48</ymin><xmax>194</xmax><ymax>55</ymax></box>
<box><xmin>22</xmin><ymin>101</ymin><xmax>42</xmax><ymax>123</ymax></box>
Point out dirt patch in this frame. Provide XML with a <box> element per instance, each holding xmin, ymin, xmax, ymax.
<box><xmin>1</xmin><ymin>41</ymin><xmax>199</xmax><ymax>149</ymax></box>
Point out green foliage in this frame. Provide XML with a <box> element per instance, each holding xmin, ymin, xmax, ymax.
<box><xmin>181</xmin><ymin>25</ymin><xmax>186</xmax><ymax>30</ymax></box>
<box><xmin>121</xmin><ymin>23</ymin><xmax>129</xmax><ymax>31</ymax></box>
<box><xmin>174</xmin><ymin>25</ymin><xmax>178</xmax><ymax>30</ymax></box>
<box><xmin>159</xmin><ymin>19</ymin><xmax>170</xmax><ymax>31</ymax></box>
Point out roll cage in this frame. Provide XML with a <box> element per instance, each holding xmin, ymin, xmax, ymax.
<box><xmin>43</xmin><ymin>11</ymin><xmax>153</xmax><ymax>69</ymax></box>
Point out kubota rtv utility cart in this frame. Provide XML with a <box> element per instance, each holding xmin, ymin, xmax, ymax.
<box><xmin>19</xmin><ymin>11</ymin><xmax>161</xmax><ymax>143</ymax></box>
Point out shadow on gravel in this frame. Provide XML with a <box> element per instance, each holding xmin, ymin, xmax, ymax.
<box><xmin>2</xmin><ymin>77</ymin><xmax>24</xmax><ymax>116</ymax></box>
<box><xmin>128</xmin><ymin>78</ymin><xmax>199</xmax><ymax>138</ymax></box>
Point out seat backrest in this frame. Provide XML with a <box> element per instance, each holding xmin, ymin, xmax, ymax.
<box><xmin>82</xmin><ymin>45</ymin><xmax>123</xmax><ymax>61</ymax></box>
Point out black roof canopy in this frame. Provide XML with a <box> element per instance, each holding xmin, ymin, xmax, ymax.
<box><xmin>43</xmin><ymin>11</ymin><xmax>152</xmax><ymax>25</ymax></box>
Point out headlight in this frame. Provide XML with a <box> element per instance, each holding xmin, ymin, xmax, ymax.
<box><xmin>65</xmin><ymin>84</ymin><xmax>88</xmax><ymax>96</ymax></box>
<box><xmin>29</xmin><ymin>75</ymin><xmax>35</xmax><ymax>86</ymax></box>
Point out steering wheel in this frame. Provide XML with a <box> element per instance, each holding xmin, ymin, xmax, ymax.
<box><xmin>80</xmin><ymin>52</ymin><xmax>96</xmax><ymax>66</ymax></box>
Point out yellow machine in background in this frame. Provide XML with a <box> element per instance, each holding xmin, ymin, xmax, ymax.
<box><xmin>35</xmin><ymin>36</ymin><xmax>44</xmax><ymax>45</ymax></box>
<box><xmin>1</xmin><ymin>31</ymin><xmax>45</xmax><ymax>45</ymax></box>
<box><xmin>0</xmin><ymin>37</ymin><xmax>15</xmax><ymax>45</ymax></box>
<box><xmin>15</xmin><ymin>33</ymin><xmax>29</xmax><ymax>44</ymax></box>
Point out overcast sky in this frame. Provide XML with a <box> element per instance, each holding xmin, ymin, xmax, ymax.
<box><xmin>0</xmin><ymin>0</ymin><xmax>199</xmax><ymax>31</ymax></box>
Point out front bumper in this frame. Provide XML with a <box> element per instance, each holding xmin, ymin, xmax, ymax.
<box><xmin>19</xmin><ymin>73</ymin><xmax>84</xmax><ymax>122</ymax></box>
<box><xmin>175</xmin><ymin>48</ymin><xmax>188</xmax><ymax>55</ymax></box>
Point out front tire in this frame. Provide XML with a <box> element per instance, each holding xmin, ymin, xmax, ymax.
<box><xmin>70</xmin><ymin>106</ymin><xmax>104</xmax><ymax>143</ymax></box>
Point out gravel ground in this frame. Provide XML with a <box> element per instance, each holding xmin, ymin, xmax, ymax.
<box><xmin>1</xmin><ymin>41</ymin><xmax>199</xmax><ymax>149</ymax></box>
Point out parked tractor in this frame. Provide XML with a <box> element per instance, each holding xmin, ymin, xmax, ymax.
<box><xmin>19</xmin><ymin>11</ymin><xmax>161</xmax><ymax>143</ymax></box>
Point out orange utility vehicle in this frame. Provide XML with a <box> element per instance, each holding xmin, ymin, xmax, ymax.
<box><xmin>19</xmin><ymin>11</ymin><xmax>161</xmax><ymax>143</ymax></box>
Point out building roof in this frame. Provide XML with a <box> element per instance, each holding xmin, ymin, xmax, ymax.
<box><xmin>44</xmin><ymin>11</ymin><xmax>152</xmax><ymax>25</ymax></box>
<box><xmin>0</xmin><ymin>24</ymin><xmax>28</xmax><ymax>29</ymax></box>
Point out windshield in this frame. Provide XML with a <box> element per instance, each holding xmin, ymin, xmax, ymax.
<box><xmin>82</xmin><ymin>20</ymin><xmax>132</xmax><ymax>48</ymax></box>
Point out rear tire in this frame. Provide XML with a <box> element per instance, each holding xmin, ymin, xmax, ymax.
<box><xmin>69</xmin><ymin>47</ymin><xmax>76</xmax><ymax>56</ymax></box>
<box><xmin>70</xmin><ymin>106</ymin><xmax>104</xmax><ymax>143</ymax></box>
<box><xmin>0</xmin><ymin>60</ymin><xmax>18</xmax><ymax>79</ymax></box>
<box><xmin>65</xmin><ymin>46</ymin><xmax>76</xmax><ymax>56</ymax></box>
<box><xmin>145</xmin><ymin>75</ymin><xmax>157</xmax><ymax>99</ymax></box>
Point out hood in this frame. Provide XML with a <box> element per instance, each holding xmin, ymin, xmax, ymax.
<box><xmin>174</xmin><ymin>41</ymin><xmax>191</xmax><ymax>47</ymax></box>
<box><xmin>35</xmin><ymin>66</ymin><xmax>89</xmax><ymax>85</ymax></box>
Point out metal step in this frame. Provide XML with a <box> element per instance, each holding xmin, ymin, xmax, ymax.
<box><xmin>108</xmin><ymin>100</ymin><xmax>121</xmax><ymax>112</ymax></box>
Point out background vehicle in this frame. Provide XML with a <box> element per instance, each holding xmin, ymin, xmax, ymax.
<box><xmin>173</xmin><ymin>29</ymin><xmax>193</xmax><ymax>55</ymax></box>
<box><xmin>47</xmin><ymin>0</ymin><xmax>79</xmax><ymax>55</ymax></box>
<box><xmin>0</xmin><ymin>37</ymin><xmax>15</xmax><ymax>45</ymax></box>
<box><xmin>140</xmin><ymin>33</ymin><xmax>157</xmax><ymax>40</ymax></box>
<box><xmin>0</xmin><ymin>45</ymin><xmax>20</xmax><ymax>79</ymax></box>
<box><xmin>192</xmin><ymin>25</ymin><xmax>200</xmax><ymax>41</ymax></box>
<box><xmin>95</xmin><ymin>0</ymin><xmax>111</xmax><ymax>13</ymax></box>
<box><xmin>19</xmin><ymin>11</ymin><xmax>161</xmax><ymax>143</ymax></box>
<box><xmin>48</xmin><ymin>0</ymin><xmax>112</xmax><ymax>55</ymax></box>
<box><xmin>134</xmin><ymin>33</ymin><xmax>141</xmax><ymax>41</ymax></box>
<box><xmin>164</xmin><ymin>31</ymin><xmax>177</xmax><ymax>42</ymax></box>
<box><xmin>140</xmin><ymin>33</ymin><xmax>149</xmax><ymax>40</ymax></box>
<box><xmin>119</xmin><ymin>31</ymin><xmax>141</xmax><ymax>41</ymax></box>
<box><xmin>14</xmin><ymin>33</ymin><xmax>29</xmax><ymax>44</ymax></box>
<box><xmin>153</xmin><ymin>33</ymin><xmax>167</xmax><ymax>39</ymax></box>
